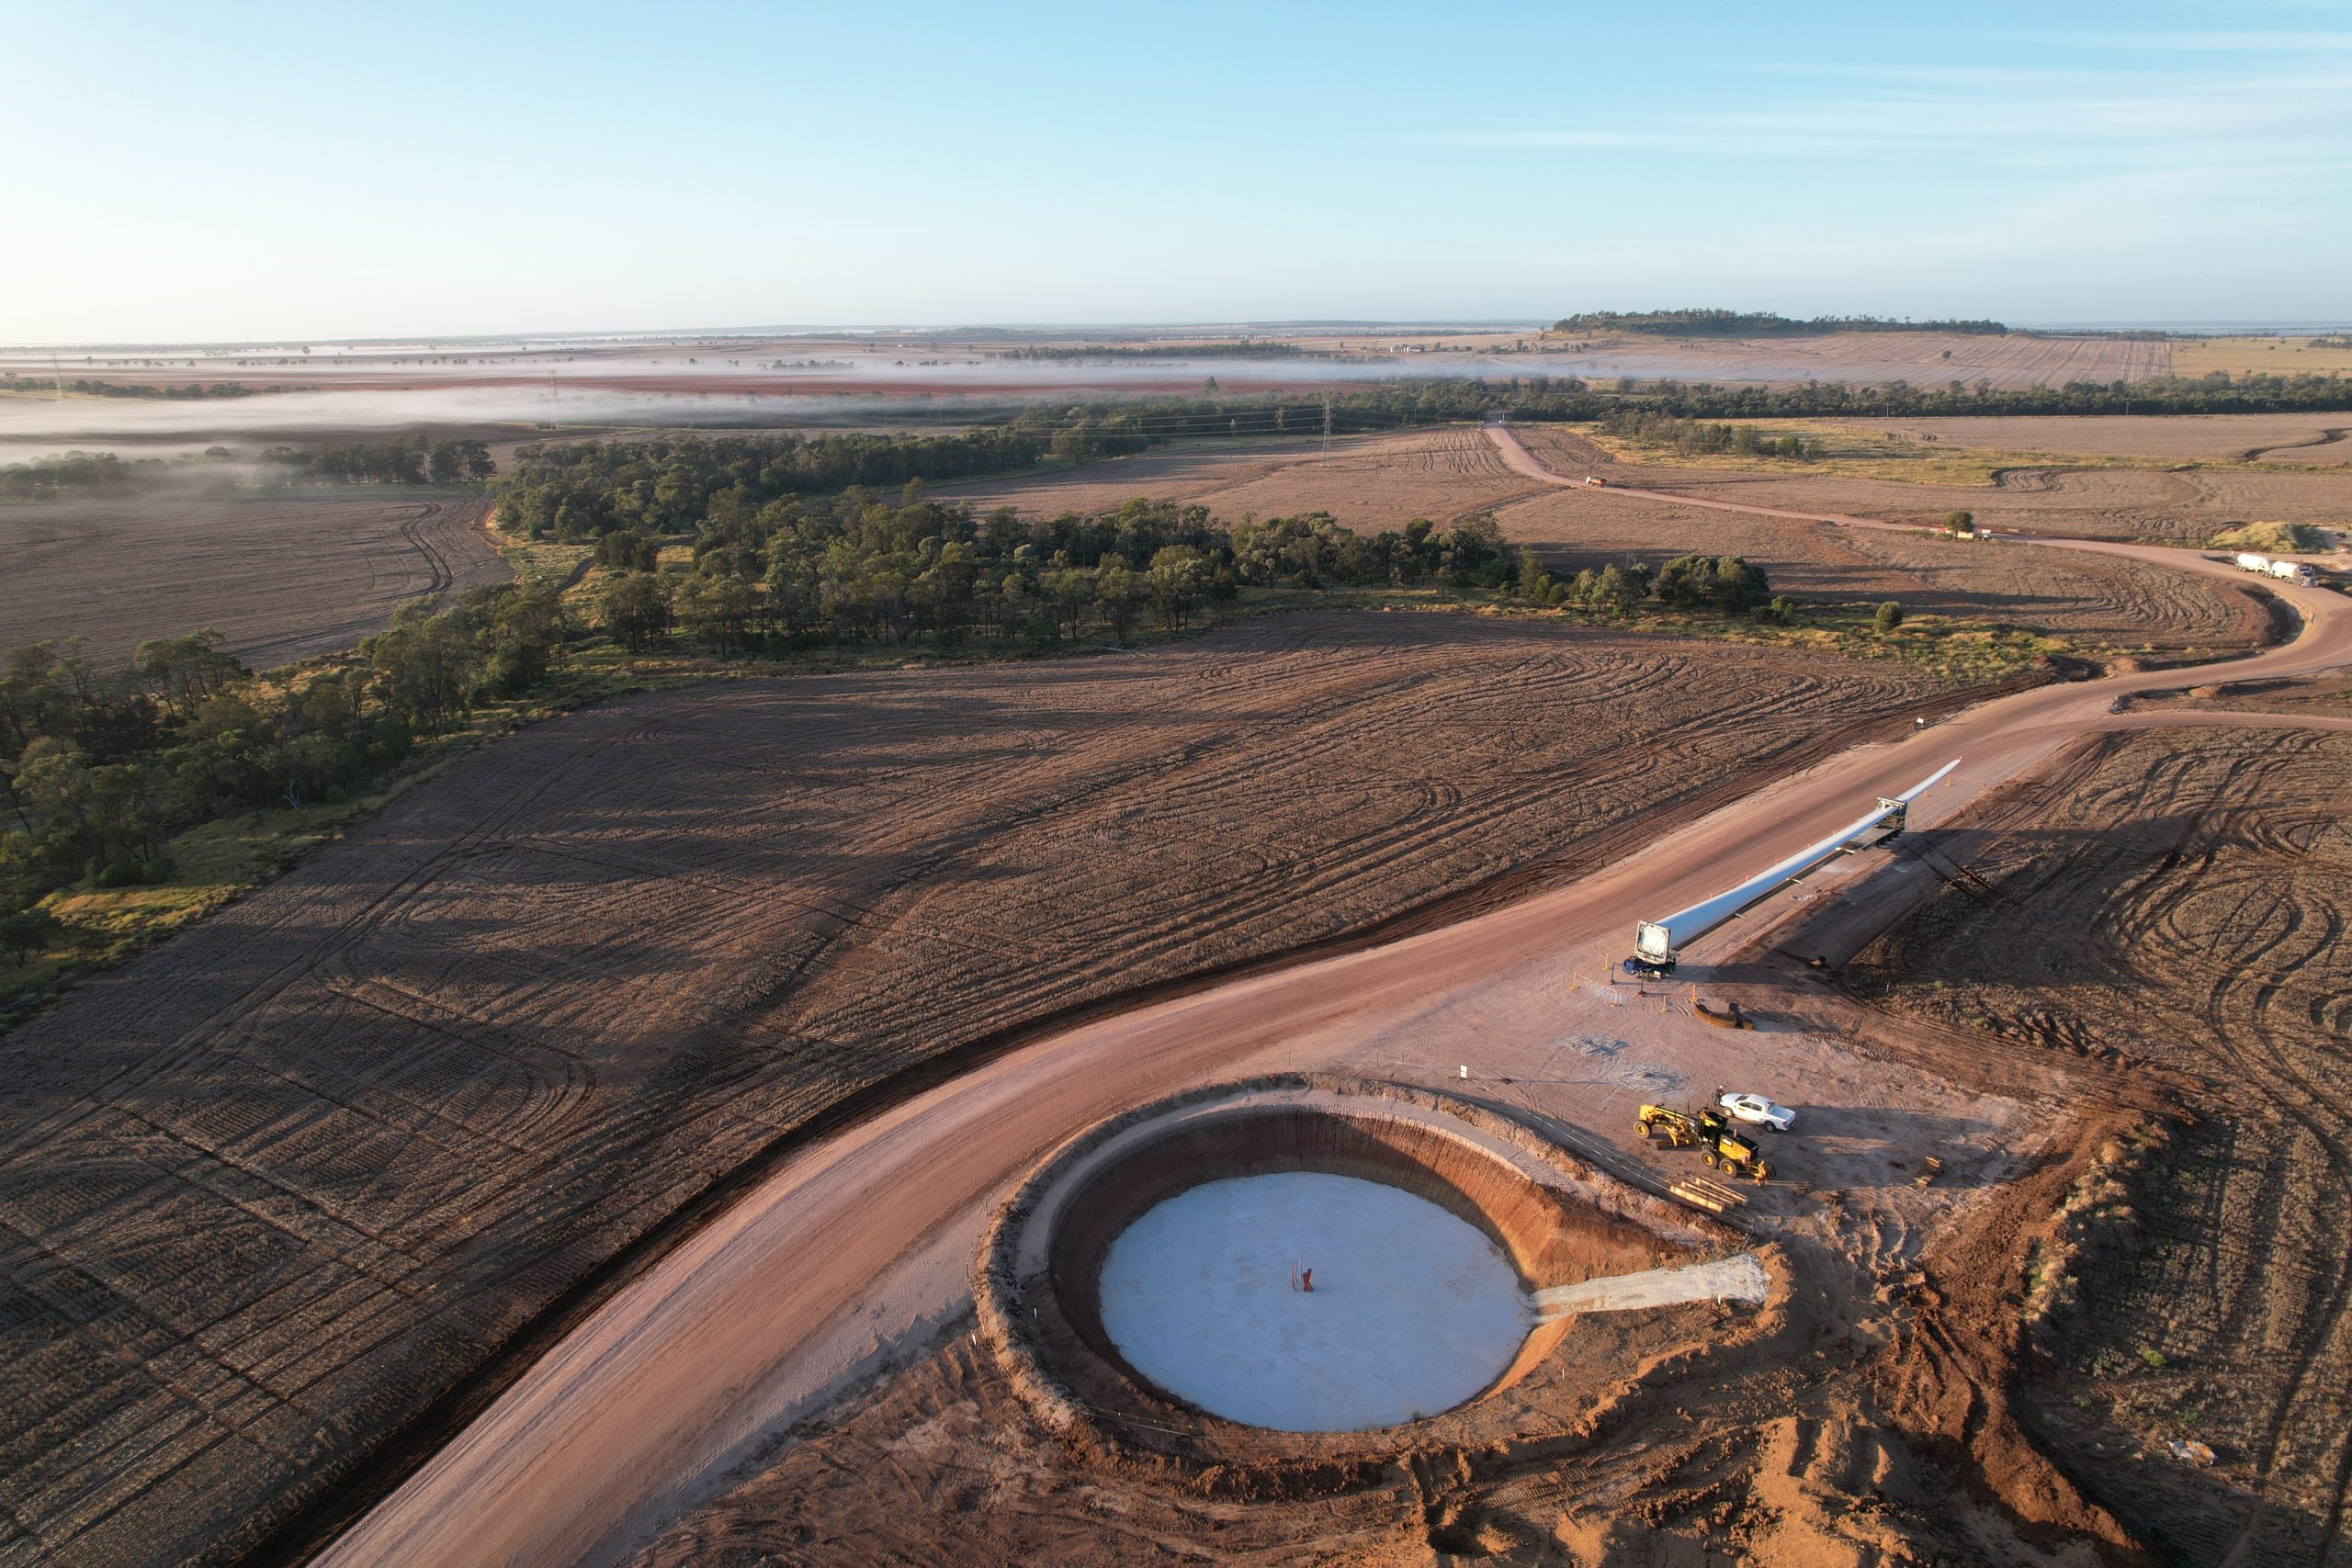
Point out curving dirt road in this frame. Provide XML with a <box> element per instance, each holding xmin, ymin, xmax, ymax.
<box><xmin>319</xmin><ymin>429</ymin><xmax>2352</xmax><ymax>1568</ymax></box>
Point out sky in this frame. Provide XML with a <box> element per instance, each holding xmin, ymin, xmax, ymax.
<box><xmin>4</xmin><ymin>0</ymin><xmax>2348</xmax><ymax>343</ymax></box>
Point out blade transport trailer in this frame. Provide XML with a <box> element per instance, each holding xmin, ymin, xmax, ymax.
<box><xmin>1625</xmin><ymin>760</ymin><xmax>1961</xmax><ymax>976</ymax></box>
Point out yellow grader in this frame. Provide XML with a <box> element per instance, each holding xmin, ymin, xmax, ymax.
<box><xmin>1636</xmin><ymin>1104</ymin><xmax>1771</xmax><ymax>1182</ymax></box>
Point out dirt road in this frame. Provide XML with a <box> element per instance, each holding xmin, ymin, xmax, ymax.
<box><xmin>321</xmin><ymin>432</ymin><xmax>2352</xmax><ymax>1568</ymax></box>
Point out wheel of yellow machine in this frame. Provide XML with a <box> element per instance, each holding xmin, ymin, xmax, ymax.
<box><xmin>1702</xmin><ymin>1151</ymin><xmax>1719</xmax><ymax>1169</ymax></box>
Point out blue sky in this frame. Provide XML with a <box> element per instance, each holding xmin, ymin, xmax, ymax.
<box><xmin>4</xmin><ymin>0</ymin><xmax>2348</xmax><ymax>341</ymax></box>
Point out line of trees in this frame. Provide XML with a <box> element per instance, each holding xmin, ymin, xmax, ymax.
<box><xmin>1</xmin><ymin>586</ymin><xmax>567</xmax><ymax>931</ymax></box>
<box><xmin>0</xmin><ymin>439</ymin><xmax>496</xmax><ymax>500</ymax></box>
<box><xmin>268</xmin><ymin>438</ymin><xmax>495</xmax><ymax>485</ymax></box>
<box><xmin>1599</xmin><ymin>410</ymin><xmax>1814</xmax><ymax>459</ymax></box>
<box><xmin>585</xmin><ymin>486</ymin><xmax>1520</xmax><ymax>654</ymax></box>
<box><xmin>0</xmin><ymin>451</ymin><xmax>167</xmax><ymax>499</ymax></box>
<box><xmin>993</xmin><ymin>342</ymin><xmax>1318</xmax><ymax>361</ymax></box>
<box><xmin>1514</xmin><ymin>550</ymin><xmax>1781</xmax><ymax>620</ymax></box>
<box><xmin>0</xmin><ymin>376</ymin><xmax>286</xmax><ymax>399</ymax></box>
<box><xmin>493</xmin><ymin>428</ymin><xmax>1070</xmax><ymax>542</ymax></box>
<box><xmin>937</xmin><ymin>367</ymin><xmax>2352</xmax><ymax>443</ymax></box>
<box><xmin>1551</xmin><ymin>310</ymin><xmax>2010</xmax><ymax>337</ymax></box>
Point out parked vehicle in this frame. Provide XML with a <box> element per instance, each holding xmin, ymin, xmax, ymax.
<box><xmin>1637</xmin><ymin>1104</ymin><xmax>1772</xmax><ymax>1180</ymax></box>
<box><xmin>1718</xmin><ymin>1091</ymin><xmax>1796</xmax><ymax>1133</ymax></box>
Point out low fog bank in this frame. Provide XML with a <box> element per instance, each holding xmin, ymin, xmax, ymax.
<box><xmin>0</xmin><ymin>353</ymin><xmax>1608</xmax><ymax>454</ymax></box>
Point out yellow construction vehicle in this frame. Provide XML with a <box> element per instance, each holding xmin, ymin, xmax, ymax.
<box><xmin>1636</xmin><ymin>1104</ymin><xmax>1772</xmax><ymax>1182</ymax></box>
<box><xmin>1636</xmin><ymin>1103</ymin><xmax>1705</xmax><ymax>1146</ymax></box>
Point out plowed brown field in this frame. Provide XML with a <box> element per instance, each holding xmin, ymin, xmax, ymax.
<box><xmin>1832</xmin><ymin>413</ymin><xmax>2352</xmax><ymax>466</ymax></box>
<box><xmin>0</xmin><ymin>494</ymin><xmax>507</xmax><ymax>667</ymax></box>
<box><xmin>0</xmin><ymin>614</ymin><xmax>1961</xmax><ymax>1568</ymax></box>
<box><xmin>1515</xmin><ymin>422</ymin><xmax>2352</xmax><ymax>546</ymax></box>
<box><xmin>2122</xmin><ymin>671</ymin><xmax>2352</xmax><ymax>719</ymax></box>
<box><xmin>931</xmin><ymin>425</ymin><xmax>1549</xmax><ymax>528</ymax></box>
<box><xmin>1852</xmin><ymin>727</ymin><xmax>2352</xmax><ymax>1565</ymax></box>
<box><xmin>1698</xmin><ymin>465</ymin><xmax>2346</xmax><ymax>546</ymax></box>
<box><xmin>1491</xmin><ymin>488</ymin><xmax>2269</xmax><ymax>659</ymax></box>
<box><xmin>1537</xmin><ymin>330</ymin><xmax>2169</xmax><ymax>389</ymax></box>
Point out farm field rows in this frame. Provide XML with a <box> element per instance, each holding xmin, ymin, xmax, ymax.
<box><xmin>1851</xmin><ymin>727</ymin><xmax>2352</xmax><ymax>1565</ymax></box>
<box><xmin>1490</xmin><ymin>484</ymin><xmax>2271</xmax><ymax>657</ymax></box>
<box><xmin>1830</xmin><ymin>412</ymin><xmax>2352</xmax><ymax>466</ymax></box>
<box><xmin>1511</xmin><ymin>422</ymin><xmax>2352</xmax><ymax>546</ymax></box>
<box><xmin>0</xmin><ymin>494</ymin><xmax>506</xmax><ymax>667</ymax></box>
<box><xmin>972</xmin><ymin>418</ymin><xmax>2282</xmax><ymax>658</ymax></box>
<box><xmin>0</xmin><ymin>613</ymin><xmax>1962</xmax><ymax>1568</ymax></box>
<box><xmin>931</xmin><ymin>424</ymin><xmax>1549</xmax><ymax>529</ymax></box>
<box><xmin>2170</xmin><ymin>335</ymin><xmax>2352</xmax><ymax>379</ymax></box>
<box><xmin>1532</xmin><ymin>329</ymin><xmax>2171</xmax><ymax>388</ymax></box>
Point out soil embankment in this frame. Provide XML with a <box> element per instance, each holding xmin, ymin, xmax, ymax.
<box><xmin>1850</xmin><ymin>727</ymin><xmax>2352</xmax><ymax>1564</ymax></box>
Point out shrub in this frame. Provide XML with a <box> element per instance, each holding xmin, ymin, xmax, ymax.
<box><xmin>0</xmin><ymin>907</ymin><xmax>64</xmax><ymax>964</ymax></box>
<box><xmin>1874</xmin><ymin>600</ymin><xmax>1906</xmax><ymax>632</ymax></box>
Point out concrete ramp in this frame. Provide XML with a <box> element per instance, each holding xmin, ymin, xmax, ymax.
<box><xmin>1534</xmin><ymin>1252</ymin><xmax>1770</xmax><ymax>1322</ymax></box>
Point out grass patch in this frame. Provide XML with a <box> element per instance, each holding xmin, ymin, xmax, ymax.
<box><xmin>1581</xmin><ymin>419</ymin><xmax>2183</xmax><ymax>487</ymax></box>
<box><xmin>2171</xmin><ymin>336</ymin><xmax>2352</xmax><ymax>378</ymax></box>
<box><xmin>0</xmin><ymin>650</ymin><xmax>696</xmax><ymax>1027</ymax></box>
<box><xmin>485</xmin><ymin>509</ymin><xmax>594</xmax><ymax>590</ymax></box>
<box><xmin>1232</xmin><ymin>583</ymin><xmax>2067</xmax><ymax>686</ymax></box>
<box><xmin>2210</xmin><ymin>521</ymin><xmax>2328</xmax><ymax>555</ymax></box>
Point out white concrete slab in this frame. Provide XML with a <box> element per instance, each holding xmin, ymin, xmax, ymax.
<box><xmin>1097</xmin><ymin>1172</ymin><xmax>1532</xmax><ymax>1431</ymax></box>
<box><xmin>1534</xmin><ymin>1251</ymin><xmax>1769</xmax><ymax>1320</ymax></box>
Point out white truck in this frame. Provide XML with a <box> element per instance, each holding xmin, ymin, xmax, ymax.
<box><xmin>2233</xmin><ymin>551</ymin><xmax>2319</xmax><ymax>585</ymax></box>
<box><xmin>1626</xmin><ymin>759</ymin><xmax>1960</xmax><ymax>976</ymax></box>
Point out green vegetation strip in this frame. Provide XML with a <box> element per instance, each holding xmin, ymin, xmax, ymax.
<box><xmin>3</xmin><ymin>433</ymin><xmax>2116</xmax><ymax>1022</ymax></box>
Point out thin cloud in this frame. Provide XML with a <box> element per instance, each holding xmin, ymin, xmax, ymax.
<box><xmin>2005</xmin><ymin>30</ymin><xmax>2352</xmax><ymax>49</ymax></box>
<box><xmin>1415</xmin><ymin>71</ymin><xmax>2352</xmax><ymax>158</ymax></box>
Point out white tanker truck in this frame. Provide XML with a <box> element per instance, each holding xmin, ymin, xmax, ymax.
<box><xmin>2235</xmin><ymin>550</ymin><xmax>2318</xmax><ymax>586</ymax></box>
<box><xmin>1625</xmin><ymin>760</ymin><xmax>1961</xmax><ymax>977</ymax></box>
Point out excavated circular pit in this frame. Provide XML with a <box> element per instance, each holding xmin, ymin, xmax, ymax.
<box><xmin>1097</xmin><ymin>1169</ymin><xmax>1532</xmax><ymax>1430</ymax></box>
<box><xmin>978</xmin><ymin>1074</ymin><xmax>1739</xmax><ymax>1472</ymax></box>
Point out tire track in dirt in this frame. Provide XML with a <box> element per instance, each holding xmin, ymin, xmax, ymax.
<box><xmin>0</xmin><ymin>615</ymin><xmax>1972</xmax><ymax>1568</ymax></box>
<box><xmin>288</xmin><ymin>434</ymin><xmax>2352</xmax><ymax>1568</ymax></box>
<box><xmin>1852</xmin><ymin>728</ymin><xmax>2352</xmax><ymax>1563</ymax></box>
<box><xmin>2241</xmin><ymin>426</ymin><xmax>2351</xmax><ymax>464</ymax></box>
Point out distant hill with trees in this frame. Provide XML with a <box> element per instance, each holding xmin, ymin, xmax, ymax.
<box><xmin>1551</xmin><ymin>310</ymin><xmax>2009</xmax><ymax>337</ymax></box>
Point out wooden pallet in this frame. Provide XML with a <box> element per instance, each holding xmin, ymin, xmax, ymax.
<box><xmin>1669</xmin><ymin>1176</ymin><xmax>1748</xmax><ymax>1213</ymax></box>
